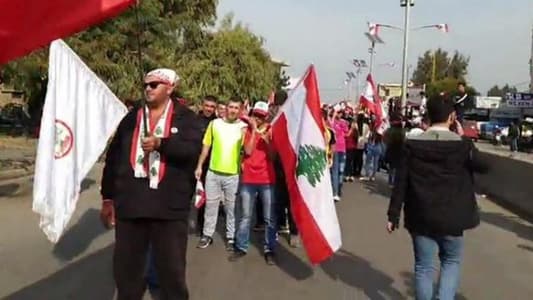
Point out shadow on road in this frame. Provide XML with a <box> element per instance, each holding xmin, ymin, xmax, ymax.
<box><xmin>249</xmin><ymin>230</ymin><xmax>314</xmax><ymax>281</ymax></box>
<box><xmin>0</xmin><ymin>183</ymin><xmax>20</xmax><ymax>197</ymax></box>
<box><xmin>480</xmin><ymin>212</ymin><xmax>533</xmax><ymax>242</ymax></box>
<box><xmin>517</xmin><ymin>244</ymin><xmax>533</xmax><ymax>252</ymax></box>
<box><xmin>53</xmin><ymin>208</ymin><xmax>107</xmax><ymax>262</ymax></box>
<box><xmin>5</xmin><ymin>245</ymin><xmax>115</xmax><ymax>300</ymax></box>
<box><xmin>321</xmin><ymin>249</ymin><xmax>406</xmax><ymax>300</ymax></box>
<box><xmin>81</xmin><ymin>178</ymin><xmax>96</xmax><ymax>193</ymax></box>
<box><xmin>361</xmin><ymin>178</ymin><xmax>392</xmax><ymax>199</ymax></box>
<box><xmin>399</xmin><ymin>271</ymin><xmax>469</xmax><ymax>300</ymax></box>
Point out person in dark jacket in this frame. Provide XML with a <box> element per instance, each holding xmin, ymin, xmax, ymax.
<box><xmin>386</xmin><ymin>94</ymin><xmax>489</xmax><ymax>300</ymax></box>
<box><xmin>384</xmin><ymin>114</ymin><xmax>405</xmax><ymax>187</ymax></box>
<box><xmin>100</xmin><ymin>68</ymin><xmax>202</xmax><ymax>300</ymax></box>
<box><xmin>454</xmin><ymin>81</ymin><xmax>473</xmax><ymax>123</ymax></box>
<box><xmin>196</xmin><ymin>95</ymin><xmax>218</xmax><ymax>235</ymax></box>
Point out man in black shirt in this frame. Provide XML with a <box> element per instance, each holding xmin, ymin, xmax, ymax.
<box><xmin>196</xmin><ymin>96</ymin><xmax>218</xmax><ymax>235</ymax></box>
<box><xmin>454</xmin><ymin>81</ymin><xmax>472</xmax><ymax>123</ymax></box>
<box><xmin>100</xmin><ymin>68</ymin><xmax>202</xmax><ymax>300</ymax></box>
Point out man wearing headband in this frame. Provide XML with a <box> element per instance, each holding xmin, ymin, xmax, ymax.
<box><xmin>100</xmin><ymin>68</ymin><xmax>202</xmax><ymax>299</ymax></box>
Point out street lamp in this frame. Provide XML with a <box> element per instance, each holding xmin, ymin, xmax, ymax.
<box><xmin>400</xmin><ymin>0</ymin><xmax>415</xmax><ymax>112</ymax></box>
<box><xmin>352</xmin><ymin>59</ymin><xmax>368</xmax><ymax>105</ymax></box>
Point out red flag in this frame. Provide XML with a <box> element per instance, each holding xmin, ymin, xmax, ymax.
<box><xmin>272</xmin><ymin>65</ymin><xmax>342</xmax><ymax>264</ymax></box>
<box><xmin>0</xmin><ymin>0</ymin><xmax>135</xmax><ymax>64</ymax></box>
<box><xmin>359</xmin><ymin>74</ymin><xmax>383</xmax><ymax>117</ymax></box>
<box><xmin>359</xmin><ymin>74</ymin><xmax>389</xmax><ymax>133</ymax></box>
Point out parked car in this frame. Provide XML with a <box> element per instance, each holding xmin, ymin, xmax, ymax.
<box><xmin>462</xmin><ymin>120</ymin><xmax>479</xmax><ymax>142</ymax></box>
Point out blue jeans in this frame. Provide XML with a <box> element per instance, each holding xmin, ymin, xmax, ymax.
<box><xmin>145</xmin><ymin>245</ymin><xmax>158</xmax><ymax>291</ymax></box>
<box><xmin>330</xmin><ymin>152</ymin><xmax>346</xmax><ymax>197</ymax></box>
<box><xmin>510</xmin><ymin>137</ymin><xmax>518</xmax><ymax>152</ymax></box>
<box><xmin>364</xmin><ymin>153</ymin><xmax>380</xmax><ymax>177</ymax></box>
<box><xmin>236</xmin><ymin>184</ymin><xmax>277</xmax><ymax>253</ymax></box>
<box><xmin>412</xmin><ymin>234</ymin><xmax>464</xmax><ymax>300</ymax></box>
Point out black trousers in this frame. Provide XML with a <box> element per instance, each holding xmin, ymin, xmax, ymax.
<box><xmin>114</xmin><ymin>218</ymin><xmax>189</xmax><ymax>300</ymax></box>
<box><xmin>275</xmin><ymin>178</ymin><xmax>298</xmax><ymax>235</ymax></box>
<box><xmin>354</xmin><ymin>149</ymin><xmax>364</xmax><ymax>177</ymax></box>
<box><xmin>344</xmin><ymin>149</ymin><xmax>357</xmax><ymax>177</ymax></box>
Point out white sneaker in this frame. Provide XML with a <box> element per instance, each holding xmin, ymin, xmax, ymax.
<box><xmin>333</xmin><ymin>196</ymin><xmax>341</xmax><ymax>202</ymax></box>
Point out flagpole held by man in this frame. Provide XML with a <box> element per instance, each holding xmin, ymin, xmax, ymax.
<box><xmin>100</xmin><ymin>68</ymin><xmax>202</xmax><ymax>299</ymax></box>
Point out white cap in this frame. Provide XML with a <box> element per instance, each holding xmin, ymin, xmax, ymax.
<box><xmin>145</xmin><ymin>68</ymin><xmax>180</xmax><ymax>85</ymax></box>
<box><xmin>252</xmin><ymin>101</ymin><xmax>269</xmax><ymax>116</ymax></box>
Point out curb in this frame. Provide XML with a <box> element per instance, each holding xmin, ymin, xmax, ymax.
<box><xmin>0</xmin><ymin>167</ymin><xmax>34</xmax><ymax>181</ymax></box>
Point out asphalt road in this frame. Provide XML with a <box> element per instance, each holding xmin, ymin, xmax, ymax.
<box><xmin>1</xmin><ymin>164</ymin><xmax>532</xmax><ymax>300</ymax></box>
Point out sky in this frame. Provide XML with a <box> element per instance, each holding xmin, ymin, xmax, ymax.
<box><xmin>217</xmin><ymin>0</ymin><xmax>533</xmax><ymax>102</ymax></box>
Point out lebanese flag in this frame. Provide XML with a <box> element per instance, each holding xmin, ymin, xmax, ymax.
<box><xmin>359</xmin><ymin>74</ymin><xmax>388</xmax><ymax>133</ymax></box>
<box><xmin>359</xmin><ymin>74</ymin><xmax>383</xmax><ymax>117</ymax></box>
<box><xmin>0</xmin><ymin>0</ymin><xmax>135</xmax><ymax>64</ymax></box>
<box><xmin>368</xmin><ymin>23</ymin><xmax>380</xmax><ymax>36</ymax></box>
<box><xmin>272</xmin><ymin>65</ymin><xmax>342</xmax><ymax>264</ymax></box>
<box><xmin>436</xmin><ymin>24</ymin><xmax>449</xmax><ymax>33</ymax></box>
<box><xmin>194</xmin><ymin>181</ymin><xmax>206</xmax><ymax>209</ymax></box>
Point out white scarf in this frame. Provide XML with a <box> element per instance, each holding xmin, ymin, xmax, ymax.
<box><xmin>131</xmin><ymin>100</ymin><xmax>174</xmax><ymax>189</ymax></box>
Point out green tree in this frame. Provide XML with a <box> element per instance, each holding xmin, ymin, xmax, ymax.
<box><xmin>487</xmin><ymin>84</ymin><xmax>518</xmax><ymax>97</ymax></box>
<box><xmin>411</xmin><ymin>48</ymin><xmax>475</xmax><ymax>98</ymax></box>
<box><xmin>176</xmin><ymin>14</ymin><xmax>278</xmax><ymax>102</ymax></box>
<box><xmin>296</xmin><ymin>144</ymin><xmax>327</xmax><ymax>187</ymax></box>
<box><xmin>412</xmin><ymin>49</ymin><xmax>470</xmax><ymax>85</ymax></box>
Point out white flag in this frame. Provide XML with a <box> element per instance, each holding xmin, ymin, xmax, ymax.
<box><xmin>32</xmin><ymin>39</ymin><xmax>128</xmax><ymax>243</ymax></box>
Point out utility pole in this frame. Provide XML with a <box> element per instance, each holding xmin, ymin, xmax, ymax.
<box><xmin>400</xmin><ymin>0</ymin><xmax>414</xmax><ymax>112</ymax></box>
<box><xmin>530</xmin><ymin>25</ymin><xmax>533</xmax><ymax>92</ymax></box>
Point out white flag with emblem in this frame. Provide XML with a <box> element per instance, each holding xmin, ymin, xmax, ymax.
<box><xmin>32</xmin><ymin>39</ymin><xmax>128</xmax><ymax>243</ymax></box>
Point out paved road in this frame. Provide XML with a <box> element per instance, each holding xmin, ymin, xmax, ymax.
<box><xmin>1</xmin><ymin>164</ymin><xmax>532</xmax><ymax>300</ymax></box>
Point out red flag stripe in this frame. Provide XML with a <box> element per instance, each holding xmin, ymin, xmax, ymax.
<box><xmin>304</xmin><ymin>66</ymin><xmax>325</xmax><ymax>134</ymax></box>
<box><xmin>0</xmin><ymin>0</ymin><xmax>135</xmax><ymax>64</ymax></box>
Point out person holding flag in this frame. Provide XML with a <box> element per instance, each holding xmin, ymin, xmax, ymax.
<box><xmin>100</xmin><ymin>68</ymin><xmax>202</xmax><ymax>300</ymax></box>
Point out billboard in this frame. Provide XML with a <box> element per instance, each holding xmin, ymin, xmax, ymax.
<box><xmin>475</xmin><ymin>96</ymin><xmax>501</xmax><ymax>109</ymax></box>
<box><xmin>506</xmin><ymin>93</ymin><xmax>533</xmax><ymax>108</ymax></box>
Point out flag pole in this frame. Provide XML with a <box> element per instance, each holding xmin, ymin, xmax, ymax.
<box><xmin>134</xmin><ymin>1</ymin><xmax>148</xmax><ymax>136</ymax></box>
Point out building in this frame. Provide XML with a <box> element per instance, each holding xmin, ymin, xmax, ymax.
<box><xmin>0</xmin><ymin>84</ymin><xmax>25</xmax><ymax>108</ymax></box>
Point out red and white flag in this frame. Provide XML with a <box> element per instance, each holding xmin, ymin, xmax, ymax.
<box><xmin>436</xmin><ymin>24</ymin><xmax>449</xmax><ymax>33</ymax></box>
<box><xmin>194</xmin><ymin>181</ymin><xmax>206</xmax><ymax>209</ymax></box>
<box><xmin>359</xmin><ymin>74</ymin><xmax>382</xmax><ymax>116</ymax></box>
<box><xmin>0</xmin><ymin>0</ymin><xmax>135</xmax><ymax>64</ymax></box>
<box><xmin>272</xmin><ymin>65</ymin><xmax>342</xmax><ymax>264</ymax></box>
<box><xmin>359</xmin><ymin>74</ymin><xmax>389</xmax><ymax>134</ymax></box>
<box><xmin>368</xmin><ymin>22</ymin><xmax>380</xmax><ymax>36</ymax></box>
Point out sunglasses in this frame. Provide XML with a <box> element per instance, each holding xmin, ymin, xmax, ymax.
<box><xmin>143</xmin><ymin>81</ymin><xmax>166</xmax><ymax>89</ymax></box>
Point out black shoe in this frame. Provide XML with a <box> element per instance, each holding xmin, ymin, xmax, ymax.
<box><xmin>226</xmin><ymin>238</ymin><xmax>235</xmax><ymax>252</ymax></box>
<box><xmin>228</xmin><ymin>249</ymin><xmax>247</xmax><ymax>262</ymax></box>
<box><xmin>197</xmin><ymin>236</ymin><xmax>213</xmax><ymax>249</ymax></box>
<box><xmin>264</xmin><ymin>252</ymin><xmax>276</xmax><ymax>266</ymax></box>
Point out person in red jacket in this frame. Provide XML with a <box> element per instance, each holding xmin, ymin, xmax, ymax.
<box><xmin>229</xmin><ymin>101</ymin><xmax>277</xmax><ymax>265</ymax></box>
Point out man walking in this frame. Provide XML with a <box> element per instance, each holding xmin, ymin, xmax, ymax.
<box><xmin>230</xmin><ymin>101</ymin><xmax>277</xmax><ymax>265</ymax></box>
<box><xmin>195</xmin><ymin>97</ymin><xmax>246</xmax><ymax>250</ymax></box>
<box><xmin>196</xmin><ymin>95</ymin><xmax>218</xmax><ymax>235</ymax></box>
<box><xmin>386</xmin><ymin>94</ymin><xmax>488</xmax><ymax>300</ymax></box>
<box><xmin>100</xmin><ymin>68</ymin><xmax>202</xmax><ymax>300</ymax></box>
